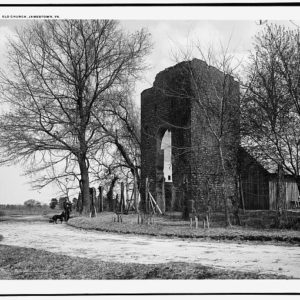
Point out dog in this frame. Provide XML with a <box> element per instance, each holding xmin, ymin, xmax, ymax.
<box><xmin>49</xmin><ymin>211</ymin><xmax>66</xmax><ymax>224</ymax></box>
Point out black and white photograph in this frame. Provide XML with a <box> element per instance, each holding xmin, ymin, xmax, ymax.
<box><xmin>0</xmin><ymin>1</ymin><xmax>299</xmax><ymax>296</ymax></box>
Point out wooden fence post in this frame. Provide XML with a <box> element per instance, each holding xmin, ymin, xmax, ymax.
<box><xmin>126</xmin><ymin>179</ymin><xmax>129</xmax><ymax>211</ymax></box>
<box><xmin>98</xmin><ymin>185</ymin><xmax>103</xmax><ymax>212</ymax></box>
<box><xmin>121</xmin><ymin>182</ymin><xmax>124</xmax><ymax>215</ymax></box>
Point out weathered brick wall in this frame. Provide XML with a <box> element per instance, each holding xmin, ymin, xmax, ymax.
<box><xmin>141</xmin><ymin>59</ymin><xmax>240</xmax><ymax>215</ymax></box>
<box><xmin>141</xmin><ymin>63</ymin><xmax>192</xmax><ymax>212</ymax></box>
<box><xmin>189</xmin><ymin>60</ymin><xmax>240</xmax><ymax>212</ymax></box>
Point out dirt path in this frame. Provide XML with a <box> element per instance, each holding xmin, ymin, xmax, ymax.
<box><xmin>1</xmin><ymin>221</ymin><xmax>299</xmax><ymax>278</ymax></box>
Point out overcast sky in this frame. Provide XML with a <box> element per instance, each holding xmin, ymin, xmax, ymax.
<box><xmin>0</xmin><ymin>18</ymin><xmax>298</xmax><ymax>205</ymax></box>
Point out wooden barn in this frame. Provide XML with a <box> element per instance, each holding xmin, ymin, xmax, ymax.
<box><xmin>238</xmin><ymin>147</ymin><xmax>299</xmax><ymax>210</ymax></box>
<box><xmin>268</xmin><ymin>174</ymin><xmax>299</xmax><ymax>210</ymax></box>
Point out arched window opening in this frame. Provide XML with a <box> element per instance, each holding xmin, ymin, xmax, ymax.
<box><xmin>161</xmin><ymin>130</ymin><xmax>172</xmax><ymax>182</ymax></box>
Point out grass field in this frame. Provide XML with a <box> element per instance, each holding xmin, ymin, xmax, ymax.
<box><xmin>0</xmin><ymin>244</ymin><xmax>290</xmax><ymax>279</ymax></box>
<box><xmin>1</xmin><ymin>209</ymin><xmax>299</xmax><ymax>244</ymax></box>
<box><xmin>67</xmin><ymin>211</ymin><xmax>300</xmax><ymax>245</ymax></box>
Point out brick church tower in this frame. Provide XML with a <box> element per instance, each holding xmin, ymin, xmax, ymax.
<box><xmin>140</xmin><ymin>59</ymin><xmax>240</xmax><ymax>216</ymax></box>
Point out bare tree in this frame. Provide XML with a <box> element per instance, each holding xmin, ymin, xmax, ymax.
<box><xmin>92</xmin><ymin>85</ymin><xmax>141</xmax><ymax>183</ymax></box>
<box><xmin>242</xmin><ymin>24</ymin><xmax>300</xmax><ymax>192</ymax></box>
<box><xmin>81</xmin><ymin>82</ymin><xmax>142</xmax><ymax>213</ymax></box>
<box><xmin>0</xmin><ymin>20</ymin><xmax>151</xmax><ymax>215</ymax></box>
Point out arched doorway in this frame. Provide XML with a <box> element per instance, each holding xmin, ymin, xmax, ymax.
<box><xmin>155</xmin><ymin>128</ymin><xmax>173</xmax><ymax>213</ymax></box>
<box><xmin>161</xmin><ymin>130</ymin><xmax>173</xmax><ymax>211</ymax></box>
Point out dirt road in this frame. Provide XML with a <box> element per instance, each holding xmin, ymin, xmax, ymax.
<box><xmin>1</xmin><ymin>221</ymin><xmax>299</xmax><ymax>278</ymax></box>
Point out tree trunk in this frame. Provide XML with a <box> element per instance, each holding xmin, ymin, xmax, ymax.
<box><xmin>79</xmin><ymin>158</ymin><xmax>90</xmax><ymax>216</ymax></box>
<box><xmin>121</xmin><ymin>182</ymin><xmax>125</xmax><ymax>213</ymax></box>
<box><xmin>90</xmin><ymin>187</ymin><xmax>97</xmax><ymax>217</ymax></box>
<box><xmin>76</xmin><ymin>192</ymin><xmax>82</xmax><ymax>213</ymax></box>
<box><xmin>98</xmin><ymin>186</ymin><xmax>103</xmax><ymax>212</ymax></box>
<box><xmin>133</xmin><ymin>171</ymin><xmax>139</xmax><ymax>212</ymax></box>
<box><xmin>145</xmin><ymin>177</ymin><xmax>149</xmax><ymax>214</ymax></box>
<box><xmin>275</xmin><ymin>163</ymin><xmax>285</xmax><ymax>227</ymax></box>
<box><xmin>218</xmin><ymin>143</ymin><xmax>232</xmax><ymax>227</ymax></box>
<box><xmin>221</xmin><ymin>181</ymin><xmax>231</xmax><ymax>226</ymax></box>
<box><xmin>182</xmin><ymin>177</ymin><xmax>190</xmax><ymax>220</ymax></box>
<box><xmin>107</xmin><ymin>176</ymin><xmax>118</xmax><ymax>211</ymax></box>
<box><xmin>135</xmin><ymin>168</ymin><xmax>141</xmax><ymax>194</ymax></box>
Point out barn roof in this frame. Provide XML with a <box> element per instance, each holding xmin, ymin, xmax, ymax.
<box><xmin>238</xmin><ymin>146</ymin><xmax>297</xmax><ymax>179</ymax></box>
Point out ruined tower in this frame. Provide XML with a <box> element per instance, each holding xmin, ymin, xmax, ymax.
<box><xmin>141</xmin><ymin>59</ymin><xmax>240</xmax><ymax>216</ymax></box>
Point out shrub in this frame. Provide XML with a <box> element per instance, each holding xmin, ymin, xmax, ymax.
<box><xmin>0</xmin><ymin>211</ymin><xmax>5</xmax><ymax>217</ymax></box>
<box><xmin>270</xmin><ymin>216</ymin><xmax>300</xmax><ymax>230</ymax></box>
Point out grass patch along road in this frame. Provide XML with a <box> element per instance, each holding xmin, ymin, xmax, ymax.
<box><xmin>68</xmin><ymin>212</ymin><xmax>300</xmax><ymax>245</ymax></box>
<box><xmin>0</xmin><ymin>244</ymin><xmax>290</xmax><ymax>279</ymax></box>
